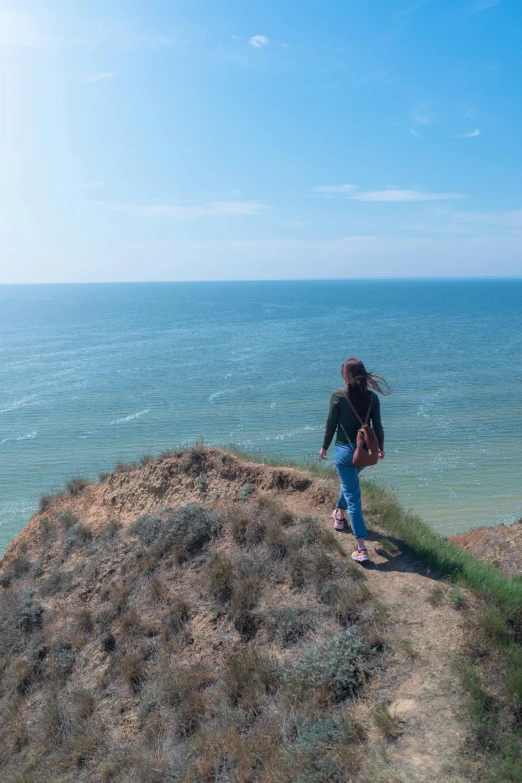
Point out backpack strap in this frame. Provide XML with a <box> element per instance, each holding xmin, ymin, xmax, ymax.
<box><xmin>339</xmin><ymin>389</ymin><xmax>373</xmax><ymax>425</ymax></box>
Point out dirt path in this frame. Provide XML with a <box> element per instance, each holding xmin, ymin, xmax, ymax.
<box><xmin>286</xmin><ymin>488</ymin><xmax>472</xmax><ymax>783</ymax></box>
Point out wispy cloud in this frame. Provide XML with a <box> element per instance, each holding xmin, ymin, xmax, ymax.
<box><xmin>85</xmin><ymin>72</ymin><xmax>116</xmax><ymax>83</ymax></box>
<box><xmin>469</xmin><ymin>0</ymin><xmax>501</xmax><ymax>11</ymax></box>
<box><xmin>348</xmin><ymin>189</ymin><xmax>465</xmax><ymax>203</ymax></box>
<box><xmin>409</xmin><ymin>128</ymin><xmax>420</xmax><ymax>138</ymax></box>
<box><xmin>249</xmin><ymin>35</ymin><xmax>269</xmax><ymax>48</ymax></box>
<box><xmin>310</xmin><ymin>185</ymin><xmax>464</xmax><ymax>203</ymax></box>
<box><xmin>311</xmin><ymin>184</ymin><xmax>357</xmax><ymax>195</ymax></box>
<box><xmin>410</xmin><ymin>102</ymin><xmax>432</xmax><ymax>127</ymax></box>
<box><xmin>454</xmin><ymin>129</ymin><xmax>480</xmax><ymax>137</ymax></box>
<box><xmin>98</xmin><ymin>201</ymin><xmax>266</xmax><ymax>220</ymax></box>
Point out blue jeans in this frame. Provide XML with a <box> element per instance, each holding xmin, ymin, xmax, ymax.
<box><xmin>333</xmin><ymin>443</ymin><xmax>367</xmax><ymax>540</ymax></box>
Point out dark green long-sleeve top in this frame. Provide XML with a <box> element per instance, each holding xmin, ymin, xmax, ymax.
<box><xmin>322</xmin><ymin>389</ymin><xmax>384</xmax><ymax>451</ymax></box>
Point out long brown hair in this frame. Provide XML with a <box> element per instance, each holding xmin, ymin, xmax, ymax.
<box><xmin>341</xmin><ymin>358</ymin><xmax>391</xmax><ymax>417</ymax></box>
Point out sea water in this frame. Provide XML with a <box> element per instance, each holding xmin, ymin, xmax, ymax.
<box><xmin>1</xmin><ymin>280</ymin><xmax>521</xmax><ymax>556</ymax></box>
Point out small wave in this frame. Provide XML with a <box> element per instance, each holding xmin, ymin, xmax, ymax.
<box><xmin>209</xmin><ymin>391</ymin><xmax>226</xmax><ymax>402</ymax></box>
<box><xmin>266</xmin><ymin>378</ymin><xmax>298</xmax><ymax>390</ymax></box>
<box><xmin>0</xmin><ymin>395</ymin><xmax>41</xmax><ymax>414</ymax></box>
<box><xmin>0</xmin><ymin>431</ymin><xmax>38</xmax><ymax>445</ymax></box>
<box><xmin>264</xmin><ymin>425</ymin><xmax>320</xmax><ymax>442</ymax></box>
<box><xmin>209</xmin><ymin>389</ymin><xmax>241</xmax><ymax>402</ymax></box>
<box><xmin>110</xmin><ymin>409</ymin><xmax>150</xmax><ymax>425</ymax></box>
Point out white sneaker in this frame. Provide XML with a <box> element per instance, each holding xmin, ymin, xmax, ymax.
<box><xmin>332</xmin><ymin>509</ymin><xmax>346</xmax><ymax>531</ymax></box>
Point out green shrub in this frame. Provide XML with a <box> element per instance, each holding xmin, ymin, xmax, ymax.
<box><xmin>155</xmin><ymin>505</ymin><xmax>220</xmax><ymax>562</ymax></box>
<box><xmin>238</xmin><ymin>482</ymin><xmax>254</xmax><ymax>500</ymax></box>
<box><xmin>195</xmin><ymin>474</ymin><xmax>208</xmax><ymax>497</ymax></box>
<box><xmin>133</xmin><ymin>514</ymin><xmax>161</xmax><ymax>545</ymax></box>
<box><xmin>284</xmin><ymin>717</ymin><xmax>347</xmax><ymax>783</ymax></box>
<box><xmin>286</xmin><ymin>629</ymin><xmax>370</xmax><ymax>704</ymax></box>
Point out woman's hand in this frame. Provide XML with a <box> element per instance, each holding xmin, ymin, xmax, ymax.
<box><xmin>378</xmin><ymin>450</ymin><xmax>385</xmax><ymax>460</ymax></box>
<box><xmin>319</xmin><ymin>448</ymin><xmax>328</xmax><ymax>460</ymax></box>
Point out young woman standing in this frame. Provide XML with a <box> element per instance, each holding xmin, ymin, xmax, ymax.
<box><xmin>319</xmin><ymin>358</ymin><xmax>390</xmax><ymax>563</ymax></box>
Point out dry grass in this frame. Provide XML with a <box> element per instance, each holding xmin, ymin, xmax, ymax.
<box><xmin>223</xmin><ymin>646</ymin><xmax>280</xmax><ymax>713</ymax></box>
<box><xmin>66</xmin><ymin>477</ymin><xmax>91</xmax><ymax>496</ymax></box>
<box><xmin>166</xmin><ymin>595</ymin><xmax>191</xmax><ymax>634</ymax></box>
<box><xmin>208</xmin><ymin>556</ymin><xmax>236</xmax><ymax>603</ymax></box>
<box><xmin>373</xmin><ymin>704</ymin><xmax>403</xmax><ymax>738</ymax></box>
<box><xmin>9</xmin><ymin>448</ymin><xmax>517</xmax><ymax>783</ymax></box>
<box><xmin>119</xmin><ymin>650</ymin><xmax>145</xmax><ymax>692</ymax></box>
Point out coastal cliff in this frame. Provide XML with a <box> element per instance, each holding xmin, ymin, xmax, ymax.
<box><xmin>0</xmin><ymin>446</ymin><xmax>520</xmax><ymax>783</ymax></box>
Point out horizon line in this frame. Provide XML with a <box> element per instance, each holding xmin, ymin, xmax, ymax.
<box><xmin>1</xmin><ymin>275</ymin><xmax>522</xmax><ymax>286</ymax></box>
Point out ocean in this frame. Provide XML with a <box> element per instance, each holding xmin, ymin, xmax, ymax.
<box><xmin>1</xmin><ymin>279</ymin><xmax>521</xmax><ymax>557</ymax></box>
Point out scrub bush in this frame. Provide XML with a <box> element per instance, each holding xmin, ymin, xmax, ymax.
<box><xmin>286</xmin><ymin>628</ymin><xmax>370</xmax><ymax>704</ymax></box>
<box><xmin>155</xmin><ymin>505</ymin><xmax>220</xmax><ymax>562</ymax></box>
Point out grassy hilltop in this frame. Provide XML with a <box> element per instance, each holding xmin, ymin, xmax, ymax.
<box><xmin>0</xmin><ymin>446</ymin><xmax>521</xmax><ymax>783</ymax></box>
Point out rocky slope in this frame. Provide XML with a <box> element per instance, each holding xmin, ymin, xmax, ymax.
<box><xmin>450</xmin><ymin>519</ymin><xmax>522</xmax><ymax>578</ymax></box>
<box><xmin>0</xmin><ymin>446</ymin><xmax>498</xmax><ymax>783</ymax></box>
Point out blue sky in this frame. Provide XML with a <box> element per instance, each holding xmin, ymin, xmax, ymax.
<box><xmin>1</xmin><ymin>0</ymin><xmax>521</xmax><ymax>282</ymax></box>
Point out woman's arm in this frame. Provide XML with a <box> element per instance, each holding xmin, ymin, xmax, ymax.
<box><xmin>370</xmin><ymin>393</ymin><xmax>385</xmax><ymax>451</ymax></box>
<box><xmin>321</xmin><ymin>393</ymin><xmax>339</xmax><ymax>452</ymax></box>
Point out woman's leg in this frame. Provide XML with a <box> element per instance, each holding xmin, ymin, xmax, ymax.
<box><xmin>333</xmin><ymin>446</ymin><xmax>367</xmax><ymax>542</ymax></box>
<box><xmin>336</xmin><ymin>488</ymin><xmax>347</xmax><ymax>512</ymax></box>
<box><xmin>337</xmin><ymin>464</ymin><xmax>367</xmax><ymax>539</ymax></box>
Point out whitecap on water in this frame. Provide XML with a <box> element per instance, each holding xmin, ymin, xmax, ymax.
<box><xmin>109</xmin><ymin>409</ymin><xmax>150</xmax><ymax>425</ymax></box>
<box><xmin>0</xmin><ymin>395</ymin><xmax>41</xmax><ymax>414</ymax></box>
<box><xmin>0</xmin><ymin>431</ymin><xmax>38</xmax><ymax>445</ymax></box>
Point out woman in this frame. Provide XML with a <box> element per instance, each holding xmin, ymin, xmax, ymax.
<box><xmin>319</xmin><ymin>358</ymin><xmax>390</xmax><ymax>563</ymax></box>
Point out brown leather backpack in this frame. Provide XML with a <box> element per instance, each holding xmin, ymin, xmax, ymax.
<box><xmin>337</xmin><ymin>390</ymin><xmax>380</xmax><ymax>467</ymax></box>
